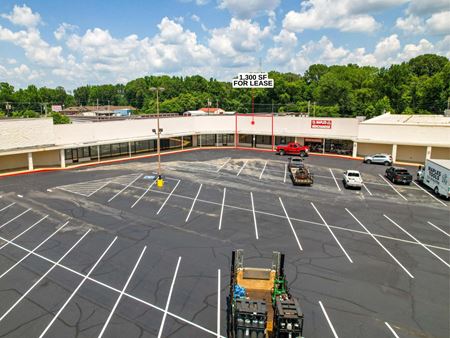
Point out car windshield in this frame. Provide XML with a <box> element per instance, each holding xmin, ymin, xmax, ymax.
<box><xmin>348</xmin><ymin>172</ymin><xmax>360</xmax><ymax>177</ymax></box>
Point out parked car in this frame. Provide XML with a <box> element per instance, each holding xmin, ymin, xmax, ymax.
<box><xmin>287</xmin><ymin>157</ymin><xmax>304</xmax><ymax>171</ymax></box>
<box><xmin>363</xmin><ymin>154</ymin><xmax>393</xmax><ymax>166</ymax></box>
<box><xmin>276</xmin><ymin>142</ymin><xmax>309</xmax><ymax>157</ymax></box>
<box><xmin>385</xmin><ymin>167</ymin><xmax>413</xmax><ymax>185</ymax></box>
<box><xmin>342</xmin><ymin>170</ymin><xmax>363</xmax><ymax>189</ymax></box>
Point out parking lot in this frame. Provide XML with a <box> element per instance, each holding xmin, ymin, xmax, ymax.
<box><xmin>0</xmin><ymin>149</ymin><xmax>448</xmax><ymax>338</ymax></box>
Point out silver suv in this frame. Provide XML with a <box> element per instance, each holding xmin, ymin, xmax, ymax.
<box><xmin>363</xmin><ymin>153</ymin><xmax>393</xmax><ymax>166</ymax></box>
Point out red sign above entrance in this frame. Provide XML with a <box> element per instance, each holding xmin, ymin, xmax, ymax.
<box><xmin>311</xmin><ymin>119</ymin><xmax>332</xmax><ymax>129</ymax></box>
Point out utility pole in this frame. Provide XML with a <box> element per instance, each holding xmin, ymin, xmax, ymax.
<box><xmin>313</xmin><ymin>102</ymin><xmax>316</xmax><ymax>117</ymax></box>
<box><xmin>150</xmin><ymin>87</ymin><xmax>165</xmax><ymax>187</ymax></box>
<box><xmin>307</xmin><ymin>100</ymin><xmax>310</xmax><ymax>116</ymax></box>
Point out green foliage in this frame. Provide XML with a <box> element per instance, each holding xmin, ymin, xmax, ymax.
<box><xmin>0</xmin><ymin>54</ymin><xmax>448</xmax><ymax>118</ymax></box>
<box><xmin>12</xmin><ymin>110</ymin><xmax>40</xmax><ymax>118</ymax></box>
<box><xmin>51</xmin><ymin>112</ymin><xmax>71</xmax><ymax>124</ymax></box>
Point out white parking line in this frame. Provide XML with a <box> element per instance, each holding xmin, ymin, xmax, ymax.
<box><xmin>236</xmin><ymin>160</ymin><xmax>248</xmax><ymax>176</ymax></box>
<box><xmin>378</xmin><ymin>174</ymin><xmax>408</xmax><ymax>201</ymax></box>
<box><xmin>157</xmin><ymin>256</ymin><xmax>182</xmax><ymax>338</ymax></box>
<box><xmin>0</xmin><ymin>202</ymin><xmax>15</xmax><ymax>212</ymax></box>
<box><xmin>0</xmin><ymin>208</ymin><xmax>32</xmax><ymax>230</ymax></box>
<box><xmin>250</xmin><ymin>192</ymin><xmax>259</xmax><ymax>240</ymax></box>
<box><xmin>216</xmin><ymin>158</ymin><xmax>231</xmax><ymax>172</ymax></box>
<box><xmin>319</xmin><ymin>301</ymin><xmax>339</xmax><ymax>338</ymax></box>
<box><xmin>259</xmin><ymin>161</ymin><xmax>267</xmax><ymax>179</ymax></box>
<box><xmin>412</xmin><ymin>181</ymin><xmax>447</xmax><ymax>207</ymax></box>
<box><xmin>131</xmin><ymin>180</ymin><xmax>156</xmax><ymax>208</ymax></box>
<box><xmin>362</xmin><ymin>183</ymin><xmax>373</xmax><ymax>196</ymax></box>
<box><xmin>186</xmin><ymin>184</ymin><xmax>203</xmax><ymax>222</ymax></box>
<box><xmin>384</xmin><ymin>214</ymin><xmax>450</xmax><ymax>268</ymax></box>
<box><xmin>346</xmin><ymin>209</ymin><xmax>414</xmax><ymax>278</ymax></box>
<box><xmin>0</xmin><ymin>215</ymin><xmax>48</xmax><ymax>251</ymax></box>
<box><xmin>108</xmin><ymin>173</ymin><xmax>143</xmax><ymax>202</ymax></box>
<box><xmin>88</xmin><ymin>180</ymin><xmax>112</xmax><ymax>197</ymax></box>
<box><xmin>217</xmin><ymin>269</ymin><xmax>221</xmax><ymax>338</ymax></box>
<box><xmin>427</xmin><ymin>221</ymin><xmax>450</xmax><ymax>237</ymax></box>
<box><xmin>284</xmin><ymin>163</ymin><xmax>287</xmax><ymax>183</ymax></box>
<box><xmin>311</xmin><ymin>203</ymin><xmax>353</xmax><ymax>263</ymax></box>
<box><xmin>385</xmin><ymin>322</ymin><xmax>400</xmax><ymax>338</ymax></box>
<box><xmin>329</xmin><ymin>169</ymin><xmax>341</xmax><ymax>191</ymax></box>
<box><xmin>156</xmin><ymin>180</ymin><xmax>180</xmax><ymax>215</ymax></box>
<box><xmin>0</xmin><ymin>230</ymin><xmax>90</xmax><ymax>322</ymax></box>
<box><xmin>98</xmin><ymin>246</ymin><xmax>147</xmax><ymax>338</ymax></box>
<box><xmin>279</xmin><ymin>197</ymin><xmax>303</xmax><ymax>252</ymax></box>
<box><xmin>0</xmin><ymin>233</ymin><xmax>224</xmax><ymax>338</ymax></box>
<box><xmin>219</xmin><ymin>188</ymin><xmax>226</xmax><ymax>230</ymax></box>
<box><xmin>39</xmin><ymin>236</ymin><xmax>118</xmax><ymax>338</ymax></box>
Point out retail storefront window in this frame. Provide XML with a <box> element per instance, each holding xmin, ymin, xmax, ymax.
<box><xmin>304</xmin><ymin>138</ymin><xmax>323</xmax><ymax>153</ymax></box>
<box><xmin>275</xmin><ymin>136</ymin><xmax>295</xmax><ymax>145</ymax></box>
<box><xmin>200</xmin><ymin>134</ymin><xmax>216</xmax><ymax>146</ymax></box>
<box><xmin>183</xmin><ymin>136</ymin><xmax>193</xmax><ymax>148</ymax></box>
<box><xmin>255</xmin><ymin>135</ymin><xmax>272</xmax><ymax>149</ymax></box>
<box><xmin>238</xmin><ymin>134</ymin><xmax>253</xmax><ymax>147</ymax></box>
<box><xmin>325</xmin><ymin>139</ymin><xmax>353</xmax><ymax>155</ymax></box>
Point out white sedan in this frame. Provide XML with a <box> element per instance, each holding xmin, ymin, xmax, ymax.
<box><xmin>343</xmin><ymin>170</ymin><xmax>363</xmax><ymax>189</ymax></box>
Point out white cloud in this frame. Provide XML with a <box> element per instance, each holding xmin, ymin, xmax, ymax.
<box><xmin>436</xmin><ymin>35</ymin><xmax>450</xmax><ymax>57</ymax></box>
<box><xmin>267</xmin><ymin>29</ymin><xmax>297</xmax><ymax>64</ymax></box>
<box><xmin>374</xmin><ymin>34</ymin><xmax>401</xmax><ymax>60</ymax></box>
<box><xmin>406</xmin><ymin>0</ymin><xmax>450</xmax><ymax>16</ymax></box>
<box><xmin>283</xmin><ymin>0</ymin><xmax>382</xmax><ymax>33</ymax></box>
<box><xmin>426</xmin><ymin>11</ymin><xmax>450</xmax><ymax>35</ymax></box>
<box><xmin>54</xmin><ymin>23</ymin><xmax>78</xmax><ymax>40</ymax></box>
<box><xmin>395</xmin><ymin>15</ymin><xmax>425</xmax><ymax>34</ymax></box>
<box><xmin>191</xmin><ymin>14</ymin><xmax>200</xmax><ymax>22</ymax></box>
<box><xmin>1</xmin><ymin>5</ymin><xmax>41</xmax><ymax>28</ymax></box>
<box><xmin>398</xmin><ymin>38</ymin><xmax>435</xmax><ymax>60</ymax></box>
<box><xmin>218</xmin><ymin>0</ymin><xmax>280</xmax><ymax>19</ymax></box>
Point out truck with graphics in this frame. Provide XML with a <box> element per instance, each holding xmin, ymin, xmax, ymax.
<box><xmin>417</xmin><ymin>159</ymin><xmax>450</xmax><ymax>199</ymax></box>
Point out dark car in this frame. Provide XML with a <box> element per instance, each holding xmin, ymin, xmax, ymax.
<box><xmin>385</xmin><ymin>167</ymin><xmax>413</xmax><ymax>185</ymax></box>
<box><xmin>288</xmin><ymin>157</ymin><xmax>304</xmax><ymax>171</ymax></box>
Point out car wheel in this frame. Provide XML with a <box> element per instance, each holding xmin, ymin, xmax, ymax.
<box><xmin>384</xmin><ymin>161</ymin><xmax>390</xmax><ymax>166</ymax></box>
<box><xmin>434</xmin><ymin>186</ymin><xmax>439</xmax><ymax>196</ymax></box>
<box><xmin>280</xmin><ymin>150</ymin><xmax>285</xmax><ymax>156</ymax></box>
<box><xmin>366</xmin><ymin>159</ymin><xmax>371</xmax><ymax>164</ymax></box>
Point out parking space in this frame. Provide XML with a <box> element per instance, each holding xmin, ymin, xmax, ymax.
<box><xmin>0</xmin><ymin>149</ymin><xmax>448</xmax><ymax>338</ymax></box>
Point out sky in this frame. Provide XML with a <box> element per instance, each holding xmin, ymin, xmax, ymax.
<box><xmin>0</xmin><ymin>0</ymin><xmax>449</xmax><ymax>90</ymax></box>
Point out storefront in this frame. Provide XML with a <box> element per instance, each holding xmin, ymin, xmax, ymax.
<box><xmin>304</xmin><ymin>138</ymin><xmax>324</xmax><ymax>153</ymax></box>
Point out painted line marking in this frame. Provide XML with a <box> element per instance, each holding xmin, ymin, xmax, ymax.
<box><xmin>157</xmin><ymin>256</ymin><xmax>182</xmax><ymax>338</ymax></box>
<box><xmin>379</xmin><ymin>174</ymin><xmax>408</xmax><ymax>201</ymax></box>
<box><xmin>216</xmin><ymin>158</ymin><xmax>231</xmax><ymax>172</ymax></box>
<box><xmin>0</xmin><ymin>208</ymin><xmax>32</xmax><ymax>230</ymax></box>
<box><xmin>384</xmin><ymin>214</ymin><xmax>450</xmax><ymax>268</ymax></box>
<box><xmin>124</xmin><ymin>182</ymin><xmax>450</xmax><ymax>252</ymax></box>
<box><xmin>39</xmin><ymin>237</ymin><xmax>118</xmax><ymax>338</ymax></box>
<box><xmin>311</xmin><ymin>203</ymin><xmax>353</xmax><ymax>263</ymax></box>
<box><xmin>329</xmin><ymin>168</ymin><xmax>341</xmax><ymax>191</ymax></box>
<box><xmin>46</xmin><ymin>189</ymin><xmax>52</xmax><ymax>192</ymax></box>
<box><xmin>0</xmin><ymin>215</ymin><xmax>48</xmax><ymax>252</ymax></box>
<box><xmin>279</xmin><ymin>197</ymin><xmax>303</xmax><ymax>252</ymax></box>
<box><xmin>0</xmin><ymin>202</ymin><xmax>16</xmax><ymax>212</ymax></box>
<box><xmin>217</xmin><ymin>269</ymin><xmax>221</xmax><ymax>338</ymax></box>
<box><xmin>346</xmin><ymin>208</ymin><xmax>414</xmax><ymax>278</ymax></box>
<box><xmin>0</xmin><ymin>233</ymin><xmax>224</xmax><ymax>338</ymax></box>
<box><xmin>427</xmin><ymin>221</ymin><xmax>450</xmax><ymax>237</ymax></box>
<box><xmin>413</xmin><ymin>181</ymin><xmax>447</xmax><ymax>207</ymax></box>
<box><xmin>98</xmin><ymin>246</ymin><xmax>147</xmax><ymax>338</ymax></box>
<box><xmin>156</xmin><ymin>180</ymin><xmax>180</xmax><ymax>215</ymax></box>
<box><xmin>131</xmin><ymin>180</ymin><xmax>156</xmax><ymax>208</ymax></box>
<box><xmin>0</xmin><ymin>230</ymin><xmax>90</xmax><ymax>322</ymax></box>
<box><xmin>283</xmin><ymin>163</ymin><xmax>287</xmax><ymax>183</ymax></box>
<box><xmin>108</xmin><ymin>173</ymin><xmax>143</xmax><ymax>202</ymax></box>
<box><xmin>250</xmin><ymin>192</ymin><xmax>259</xmax><ymax>240</ymax></box>
<box><xmin>362</xmin><ymin>183</ymin><xmax>373</xmax><ymax>196</ymax></box>
<box><xmin>88</xmin><ymin>180</ymin><xmax>111</xmax><ymax>197</ymax></box>
<box><xmin>185</xmin><ymin>184</ymin><xmax>203</xmax><ymax>222</ymax></box>
<box><xmin>17</xmin><ymin>195</ymin><xmax>23</xmax><ymax>198</ymax></box>
<box><xmin>219</xmin><ymin>188</ymin><xmax>226</xmax><ymax>230</ymax></box>
<box><xmin>319</xmin><ymin>301</ymin><xmax>339</xmax><ymax>338</ymax></box>
<box><xmin>385</xmin><ymin>322</ymin><xmax>400</xmax><ymax>338</ymax></box>
<box><xmin>259</xmin><ymin>161</ymin><xmax>267</xmax><ymax>179</ymax></box>
<box><xmin>236</xmin><ymin>160</ymin><xmax>248</xmax><ymax>176</ymax></box>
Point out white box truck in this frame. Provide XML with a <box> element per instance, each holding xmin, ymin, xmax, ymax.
<box><xmin>418</xmin><ymin>159</ymin><xmax>450</xmax><ymax>199</ymax></box>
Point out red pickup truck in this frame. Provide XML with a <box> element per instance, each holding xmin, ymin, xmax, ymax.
<box><xmin>276</xmin><ymin>142</ymin><xmax>309</xmax><ymax>157</ymax></box>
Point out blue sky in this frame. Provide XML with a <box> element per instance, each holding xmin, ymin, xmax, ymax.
<box><xmin>0</xmin><ymin>0</ymin><xmax>449</xmax><ymax>89</ymax></box>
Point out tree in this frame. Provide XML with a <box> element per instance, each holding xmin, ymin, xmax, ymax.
<box><xmin>408</xmin><ymin>54</ymin><xmax>448</xmax><ymax>77</ymax></box>
<box><xmin>51</xmin><ymin>112</ymin><xmax>71</xmax><ymax>124</ymax></box>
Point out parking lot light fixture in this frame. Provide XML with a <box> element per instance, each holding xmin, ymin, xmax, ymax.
<box><xmin>150</xmin><ymin>87</ymin><xmax>165</xmax><ymax>188</ymax></box>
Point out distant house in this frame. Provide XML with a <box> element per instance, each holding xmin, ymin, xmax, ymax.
<box><xmin>199</xmin><ymin>107</ymin><xmax>226</xmax><ymax>114</ymax></box>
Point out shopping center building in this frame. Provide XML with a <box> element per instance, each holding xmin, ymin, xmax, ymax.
<box><xmin>0</xmin><ymin>113</ymin><xmax>449</xmax><ymax>173</ymax></box>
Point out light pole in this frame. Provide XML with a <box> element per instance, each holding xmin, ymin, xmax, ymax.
<box><xmin>150</xmin><ymin>87</ymin><xmax>165</xmax><ymax>187</ymax></box>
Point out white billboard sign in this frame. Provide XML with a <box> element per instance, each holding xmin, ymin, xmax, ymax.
<box><xmin>232</xmin><ymin>72</ymin><xmax>274</xmax><ymax>88</ymax></box>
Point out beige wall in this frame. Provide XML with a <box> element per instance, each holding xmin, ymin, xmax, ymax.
<box><xmin>431</xmin><ymin>147</ymin><xmax>450</xmax><ymax>160</ymax></box>
<box><xmin>397</xmin><ymin>145</ymin><xmax>426</xmax><ymax>163</ymax></box>
<box><xmin>0</xmin><ymin>119</ymin><xmax>55</xmax><ymax>151</ymax></box>
<box><xmin>33</xmin><ymin>150</ymin><xmax>60</xmax><ymax>167</ymax></box>
<box><xmin>0</xmin><ymin>153</ymin><xmax>28</xmax><ymax>171</ymax></box>
<box><xmin>357</xmin><ymin>143</ymin><xmax>392</xmax><ymax>156</ymax></box>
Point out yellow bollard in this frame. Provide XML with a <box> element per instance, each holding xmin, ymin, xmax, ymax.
<box><xmin>156</xmin><ymin>178</ymin><xmax>164</xmax><ymax>188</ymax></box>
